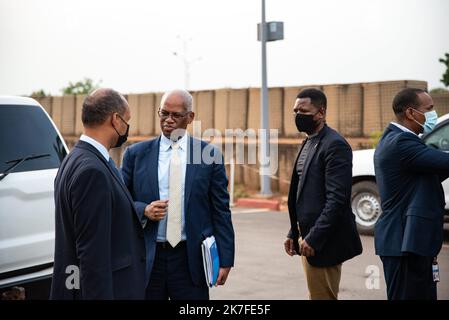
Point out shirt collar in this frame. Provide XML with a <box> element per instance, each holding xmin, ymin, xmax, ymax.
<box><xmin>390</xmin><ymin>122</ymin><xmax>418</xmax><ymax>136</ymax></box>
<box><xmin>80</xmin><ymin>134</ymin><xmax>110</xmax><ymax>161</ymax></box>
<box><xmin>160</xmin><ymin>132</ymin><xmax>188</xmax><ymax>152</ymax></box>
<box><xmin>307</xmin><ymin>132</ymin><xmax>319</xmax><ymax>139</ymax></box>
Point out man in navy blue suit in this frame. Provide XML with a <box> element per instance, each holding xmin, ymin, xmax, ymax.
<box><xmin>374</xmin><ymin>88</ymin><xmax>449</xmax><ymax>300</ymax></box>
<box><xmin>121</xmin><ymin>89</ymin><xmax>235</xmax><ymax>300</ymax></box>
<box><xmin>51</xmin><ymin>89</ymin><xmax>146</xmax><ymax>299</ymax></box>
<box><xmin>284</xmin><ymin>88</ymin><xmax>362</xmax><ymax>300</ymax></box>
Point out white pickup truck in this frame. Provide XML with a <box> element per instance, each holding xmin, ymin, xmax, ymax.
<box><xmin>0</xmin><ymin>96</ymin><xmax>68</xmax><ymax>299</ymax></box>
<box><xmin>352</xmin><ymin>113</ymin><xmax>449</xmax><ymax>234</ymax></box>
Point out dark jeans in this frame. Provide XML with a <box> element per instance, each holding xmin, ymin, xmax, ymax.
<box><xmin>146</xmin><ymin>241</ymin><xmax>209</xmax><ymax>300</ymax></box>
<box><xmin>380</xmin><ymin>254</ymin><xmax>437</xmax><ymax>300</ymax></box>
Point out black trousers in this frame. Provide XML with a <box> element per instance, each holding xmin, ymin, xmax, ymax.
<box><xmin>146</xmin><ymin>241</ymin><xmax>209</xmax><ymax>300</ymax></box>
<box><xmin>380</xmin><ymin>254</ymin><xmax>437</xmax><ymax>300</ymax></box>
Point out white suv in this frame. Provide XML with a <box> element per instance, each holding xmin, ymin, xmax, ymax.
<box><xmin>352</xmin><ymin>113</ymin><xmax>449</xmax><ymax>234</ymax></box>
<box><xmin>0</xmin><ymin>96</ymin><xmax>68</xmax><ymax>298</ymax></box>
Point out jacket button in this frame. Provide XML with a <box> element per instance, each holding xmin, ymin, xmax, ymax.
<box><xmin>141</xmin><ymin>256</ymin><xmax>146</xmax><ymax>262</ymax></box>
<box><xmin>138</xmin><ymin>233</ymin><xmax>144</xmax><ymax>238</ymax></box>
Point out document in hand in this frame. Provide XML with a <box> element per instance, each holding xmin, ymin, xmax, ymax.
<box><xmin>201</xmin><ymin>235</ymin><xmax>220</xmax><ymax>287</ymax></box>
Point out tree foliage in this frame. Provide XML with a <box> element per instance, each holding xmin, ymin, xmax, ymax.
<box><xmin>30</xmin><ymin>89</ymin><xmax>48</xmax><ymax>97</ymax></box>
<box><xmin>439</xmin><ymin>53</ymin><xmax>449</xmax><ymax>87</ymax></box>
<box><xmin>61</xmin><ymin>78</ymin><xmax>101</xmax><ymax>95</ymax></box>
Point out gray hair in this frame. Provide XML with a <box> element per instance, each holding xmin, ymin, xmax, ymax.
<box><xmin>160</xmin><ymin>89</ymin><xmax>193</xmax><ymax>112</ymax></box>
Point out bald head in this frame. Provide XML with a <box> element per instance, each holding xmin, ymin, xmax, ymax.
<box><xmin>82</xmin><ymin>88</ymin><xmax>128</xmax><ymax>127</ymax></box>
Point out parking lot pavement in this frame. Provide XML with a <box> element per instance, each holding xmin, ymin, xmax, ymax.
<box><xmin>210</xmin><ymin>209</ymin><xmax>449</xmax><ymax>300</ymax></box>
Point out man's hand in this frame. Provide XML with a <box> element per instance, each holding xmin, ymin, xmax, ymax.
<box><xmin>144</xmin><ymin>200</ymin><xmax>169</xmax><ymax>221</ymax></box>
<box><xmin>300</xmin><ymin>239</ymin><xmax>315</xmax><ymax>257</ymax></box>
<box><xmin>215</xmin><ymin>267</ymin><xmax>231</xmax><ymax>286</ymax></box>
<box><xmin>284</xmin><ymin>238</ymin><xmax>298</xmax><ymax>256</ymax></box>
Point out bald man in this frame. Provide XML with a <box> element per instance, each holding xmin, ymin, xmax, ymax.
<box><xmin>50</xmin><ymin>89</ymin><xmax>146</xmax><ymax>299</ymax></box>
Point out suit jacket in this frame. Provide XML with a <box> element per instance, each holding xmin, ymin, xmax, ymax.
<box><xmin>50</xmin><ymin>141</ymin><xmax>146</xmax><ymax>300</ymax></box>
<box><xmin>121</xmin><ymin>136</ymin><xmax>235</xmax><ymax>286</ymax></box>
<box><xmin>374</xmin><ymin>123</ymin><xmax>449</xmax><ymax>257</ymax></box>
<box><xmin>287</xmin><ymin>125</ymin><xmax>363</xmax><ymax>267</ymax></box>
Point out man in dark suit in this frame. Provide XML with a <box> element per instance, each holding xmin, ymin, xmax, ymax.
<box><xmin>284</xmin><ymin>88</ymin><xmax>362</xmax><ymax>300</ymax></box>
<box><xmin>50</xmin><ymin>89</ymin><xmax>146</xmax><ymax>299</ymax></box>
<box><xmin>374</xmin><ymin>88</ymin><xmax>449</xmax><ymax>300</ymax></box>
<box><xmin>121</xmin><ymin>89</ymin><xmax>235</xmax><ymax>300</ymax></box>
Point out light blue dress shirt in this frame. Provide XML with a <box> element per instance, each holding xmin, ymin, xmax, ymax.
<box><xmin>157</xmin><ymin>134</ymin><xmax>188</xmax><ymax>242</ymax></box>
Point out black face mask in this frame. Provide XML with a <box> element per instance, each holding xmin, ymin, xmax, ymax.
<box><xmin>112</xmin><ymin>114</ymin><xmax>130</xmax><ymax>148</ymax></box>
<box><xmin>295</xmin><ymin>111</ymin><xmax>320</xmax><ymax>134</ymax></box>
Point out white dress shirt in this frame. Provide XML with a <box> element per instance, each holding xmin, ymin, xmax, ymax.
<box><xmin>391</xmin><ymin>122</ymin><xmax>418</xmax><ymax>136</ymax></box>
<box><xmin>79</xmin><ymin>134</ymin><xmax>110</xmax><ymax>161</ymax></box>
<box><xmin>157</xmin><ymin>134</ymin><xmax>188</xmax><ymax>242</ymax></box>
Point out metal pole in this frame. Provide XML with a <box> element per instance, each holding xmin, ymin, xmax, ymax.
<box><xmin>183</xmin><ymin>39</ymin><xmax>189</xmax><ymax>89</ymax></box>
<box><xmin>260</xmin><ymin>0</ymin><xmax>272</xmax><ymax>196</ymax></box>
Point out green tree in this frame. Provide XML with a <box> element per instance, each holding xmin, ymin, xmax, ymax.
<box><xmin>369</xmin><ymin>131</ymin><xmax>383</xmax><ymax>148</ymax></box>
<box><xmin>30</xmin><ymin>89</ymin><xmax>48</xmax><ymax>97</ymax></box>
<box><xmin>430</xmin><ymin>87</ymin><xmax>448</xmax><ymax>94</ymax></box>
<box><xmin>439</xmin><ymin>53</ymin><xmax>449</xmax><ymax>87</ymax></box>
<box><xmin>61</xmin><ymin>77</ymin><xmax>101</xmax><ymax>95</ymax></box>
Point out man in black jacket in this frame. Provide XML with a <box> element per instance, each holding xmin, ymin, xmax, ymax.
<box><xmin>284</xmin><ymin>88</ymin><xmax>362</xmax><ymax>300</ymax></box>
<box><xmin>50</xmin><ymin>89</ymin><xmax>146</xmax><ymax>299</ymax></box>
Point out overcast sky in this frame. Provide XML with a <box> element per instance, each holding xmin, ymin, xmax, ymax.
<box><xmin>1</xmin><ymin>0</ymin><xmax>448</xmax><ymax>96</ymax></box>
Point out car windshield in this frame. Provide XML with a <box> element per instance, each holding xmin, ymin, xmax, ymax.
<box><xmin>0</xmin><ymin>105</ymin><xmax>67</xmax><ymax>173</ymax></box>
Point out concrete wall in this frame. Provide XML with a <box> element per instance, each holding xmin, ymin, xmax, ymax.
<box><xmin>138</xmin><ymin>93</ymin><xmax>155</xmax><ymax>136</ymax></box>
<box><xmin>363</xmin><ymin>80</ymin><xmax>427</xmax><ymax>135</ymax></box>
<box><xmin>153</xmin><ymin>93</ymin><xmax>164</xmax><ymax>136</ymax></box>
<box><xmin>433</xmin><ymin>92</ymin><xmax>449</xmax><ymax>115</ymax></box>
<box><xmin>75</xmin><ymin>95</ymin><xmax>86</xmax><ymax>136</ymax></box>
<box><xmin>33</xmin><ymin>80</ymin><xmax>438</xmax><ymax>140</ymax></box>
<box><xmin>214</xmin><ymin>89</ymin><xmax>230</xmax><ymax>132</ymax></box>
<box><xmin>228</xmin><ymin>89</ymin><xmax>248</xmax><ymax>130</ymax></box>
<box><xmin>35</xmin><ymin>80</ymin><xmax>449</xmax><ymax>194</ymax></box>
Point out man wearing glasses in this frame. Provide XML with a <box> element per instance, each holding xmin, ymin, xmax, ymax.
<box><xmin>121</xmin><ymin>89</ymin><xmax>235</xmax><ymax>300</ymax></box>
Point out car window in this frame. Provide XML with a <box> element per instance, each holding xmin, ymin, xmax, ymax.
<box><xmin>0</xmin><ymin>105</ymin><xmax>67</xmax><ymax>173</ymax></box>
<box><xmin>424</xmin><ymin>120</ymin><xmax>449</xmax><ymax>151</ymax></box>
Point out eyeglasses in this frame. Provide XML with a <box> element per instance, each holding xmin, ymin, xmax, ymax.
<box><xmin>158</xmin><ymin>109</ymin><xmax>190</xmax><ymax>120</ymax></box>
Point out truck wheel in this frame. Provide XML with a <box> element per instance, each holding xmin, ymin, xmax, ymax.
<box><xmin>351</xmin><ymin>181</ymin><xmax>382</xmax><ymax>235</ymax></box>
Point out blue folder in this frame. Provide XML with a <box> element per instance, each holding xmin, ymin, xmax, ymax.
<box><xmin>201</xmin><ymin>235</ymin><xmax>220</xmax><ymax>287</ymax></box>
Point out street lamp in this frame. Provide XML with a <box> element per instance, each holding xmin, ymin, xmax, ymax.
<box><xmin>257</xmin><ymin>0</ymin><xmax>284</xmax><ymax>196</ymax></box>
<box><xmin>172</xmin><ymin>36</ymin><xmax>202</xmax><ymax>90</ymax></box>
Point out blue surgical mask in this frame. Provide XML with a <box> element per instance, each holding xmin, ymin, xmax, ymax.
<box><xmin>412</xmin><ymin>109</ymin><xmax>438</xmax><ymax>134</ymax></box>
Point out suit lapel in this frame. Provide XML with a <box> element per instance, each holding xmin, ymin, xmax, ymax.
<box><xmin>108</xmin><ymin>163</ymin><xmax>137</xmax><ymax>211</ymax></box>
<box><xmin>288</xmin><ymin>138</ymin><xmax>307</xmax><ymax>207</ymax></box>
<box><xmin>147</xmin><ymin>137</ymin><xmax>161</xmax><ymax>200</ymax></box>
<box><xmin>184</xmin><ymin>136</ymin><xmax>199</xmax><ymax>210</ymax></box>
<box><xmin>76</xmin><ymin>141</ymin><xmax>137</xmax><ymax>215</ymax></box>
<box><xmin>287</xmin><ymin>138</ymin><xmax>307</xmax><ymax>239</ymax></box>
